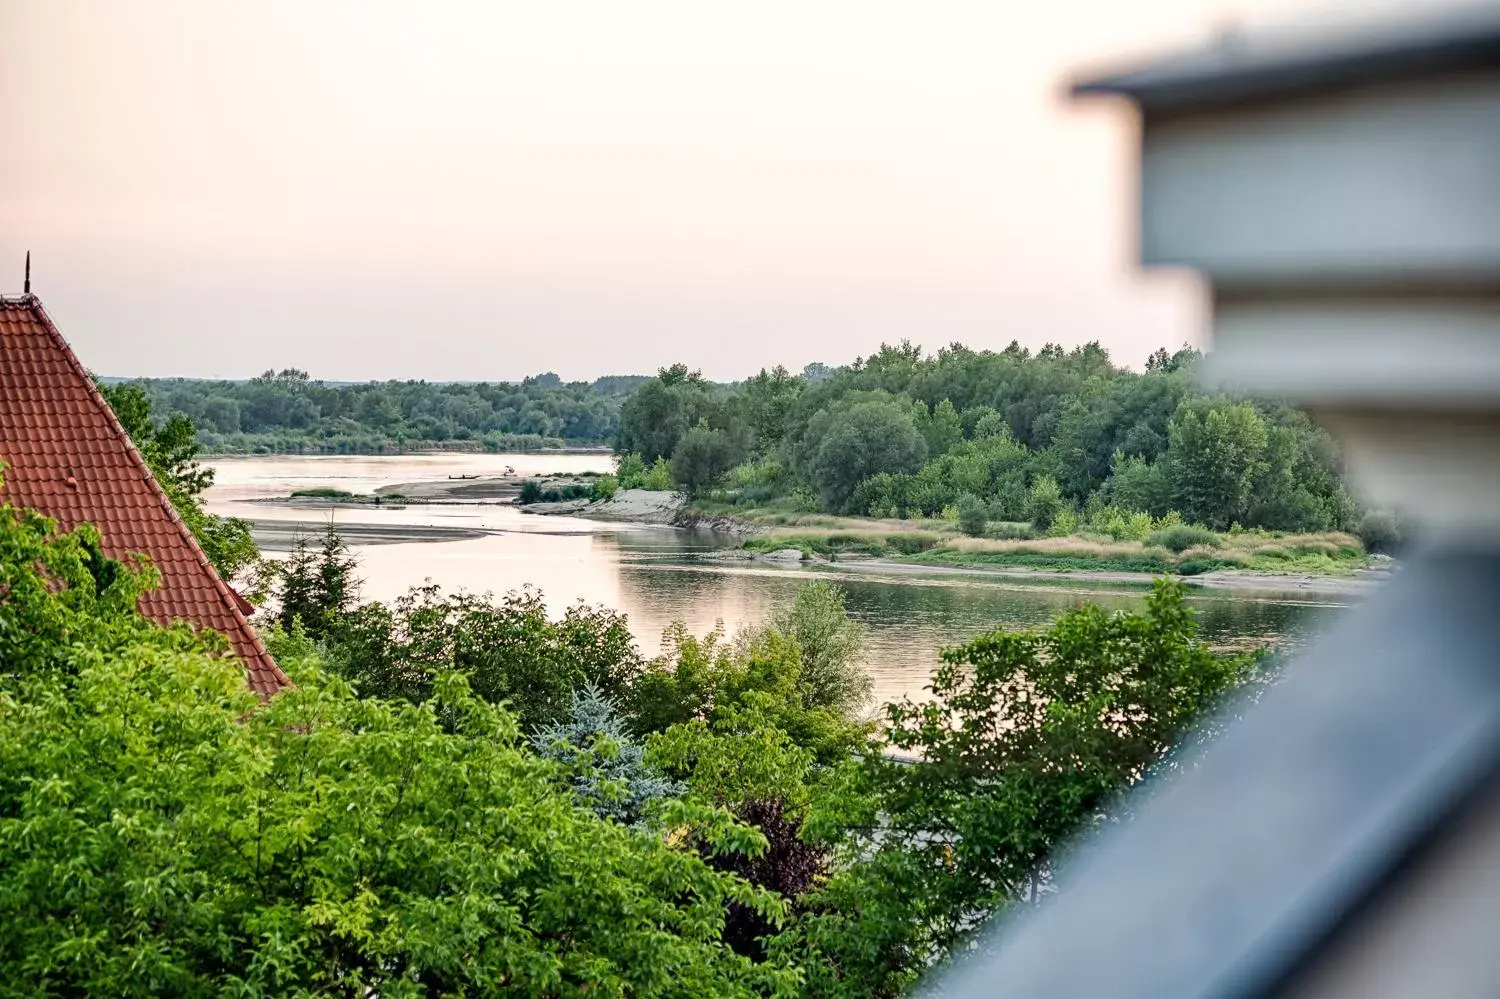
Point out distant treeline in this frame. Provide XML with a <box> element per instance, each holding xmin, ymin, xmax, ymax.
<box><xmin>121</xmin><ymin>369</ymin><xmax>647</xmax><ymax>453</ymax></box>
<box><xmin>615</xmin><ymin>341</ymin><xmax>1387</xmax><ymax>541</ymax></box>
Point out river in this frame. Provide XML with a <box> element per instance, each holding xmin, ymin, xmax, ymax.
<box><xmin>205</xmin><ymin>454</ymin><xmax>1349</xmax><ymax>709</ymax></box>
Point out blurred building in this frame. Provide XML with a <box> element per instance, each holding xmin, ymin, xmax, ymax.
<box><xmin>943</xmin><ymin>5</ymin><xmax>1500</xmax><ymax>996</ymax></box>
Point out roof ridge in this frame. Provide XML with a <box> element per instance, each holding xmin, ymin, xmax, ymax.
<box><xmin>18</xmin><ymin>296</ymin><xmax>291</xmax><ymax>694</ymax></box>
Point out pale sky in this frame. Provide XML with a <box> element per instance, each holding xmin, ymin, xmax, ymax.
<box><xmin>0</xmin><ymin>0</ymin><xmax>1401</xmax><ymax>381</ymax></box>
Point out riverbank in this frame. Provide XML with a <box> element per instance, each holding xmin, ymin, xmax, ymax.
<box><xmin>246</xmin><ymin>466</ymin><xmax>1389</xmax><ymax>595</ymax></box>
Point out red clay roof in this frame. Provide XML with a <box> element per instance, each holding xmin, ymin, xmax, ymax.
<box><xmin>0</xmin><ymin>295</ymin><xmax>289</xmax><ymax>696</ymax></box>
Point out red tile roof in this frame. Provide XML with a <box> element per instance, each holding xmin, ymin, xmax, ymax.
<box><xmin>0</xmin><ymin>295</ymin><xmax>289</xmax><ymax>696</ymax></box>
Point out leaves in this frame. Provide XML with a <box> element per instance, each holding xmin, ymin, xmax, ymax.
<box><xmin>0</xmin><ymin>503</ymin><xmax>797</xmax><ymax>996</ymax></box>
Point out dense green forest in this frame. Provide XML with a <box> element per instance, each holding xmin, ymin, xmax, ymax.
<box><xmin>121</xmin><ymin>368</ymin><xmax>646</xmax><ymax>453</ymax></box>
<box><xmin>610</xmin><ymin>342</ymin><xmax>1401</xmax><ymax>558</ymax></box>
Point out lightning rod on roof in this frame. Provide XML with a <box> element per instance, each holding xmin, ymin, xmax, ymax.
<box><xmin>24</xmin><ymin>251</ymin><xmax>30</xmax><ymax>295</ymax></box>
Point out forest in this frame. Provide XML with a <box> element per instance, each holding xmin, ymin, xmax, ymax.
<box><xmin>609</xmin><ymin>342</ymin><xmax>1402</xmax><ymax>563</ymax></box>
<box><xmin>122</xmin><ymin>368</ymin><xmax>646</xmax><ymax>453</ymax></box>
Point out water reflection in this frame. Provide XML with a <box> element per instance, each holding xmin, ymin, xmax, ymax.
<box><xmin>207</xmin><ymin>456</ymin><xmax>1344</xmax><ymax>710</ymax></box>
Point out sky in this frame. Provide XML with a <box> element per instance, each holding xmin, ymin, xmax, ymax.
<box><xmin>0</xmin><ymin>0</ymin><xmax>1408</xmax><ymax>382</ymax></box>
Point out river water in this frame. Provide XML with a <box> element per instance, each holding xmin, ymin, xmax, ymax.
<box><xmin>205</xmin><ymin>454</ymin><xmax>1349</xmax><ymax>709</ymax></box>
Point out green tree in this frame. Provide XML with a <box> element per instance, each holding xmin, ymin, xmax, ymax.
<box><xmin>794</xmin><ymin>397</ymin><xmax>927</xmax><ymax>513</ymax></box>
<box><xmin>763</xmin><ymin>582</ymin><xmax>871</xmax><ymax>717</ymax></box>
<box><xmin>1163</xmin><ymin>399</ymin><xmax>1270</xmax><ymax>530</ymax></box>
<box><xmin>532</xmin><ymin>685</ymin><xmax>684</xmax><ymax>825</ymax></box>
<box><xmin>273</xmin><ymin>523</ymin><xmax>359</xmax><ymax>640</ymax></box>
<box><xmin>98</xmin><ymin>381</ymin><xmax>260</xmax><ymax>583</ymax></box>
<box><xmin>781</xmin><ymin>581</ymin><xmax>1259</xmax><ymax>997</ymax></box>
<box><xmin>956</xmin><ymin>494</ymin><xmax>988</xmax><ymax>537</ymax></box>
<box><xmin>0</xmin><ymin>486</ymin><xmax>796</xmax><ymax>997</ymax></box>
<box><xmin>672</xmin><ymin>421</ymin><xmax>740</xmax><ymax>497</ymax></box>
<box><xmin>325</xmin><ymin>584</ymin><xmax>641</xmax><ymax>729</ymax></box>
<box><xmin>1025</xmin><ymin>473</ymin><xmax>1065</xmax><ymax>532</ymax></box>
<box><xmin>617</xmin><ymin>364</ymin><xmax>714</xmax><ymax>462</ymax></box>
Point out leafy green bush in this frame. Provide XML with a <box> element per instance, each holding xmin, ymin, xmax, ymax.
<box><xmin>590</xmin><ymin>473</ymin><xmax>620</xmax><ymax>502</ymax></box>
<box><xmin>616</xmin><ymin>452</ymin><xmax>649</xmax><ymax>488</ymax></box>
<box><xmin>643</xmin><ymin>456</ymin><xmax>676</xmax><ymax>491</ymax></box>
<box><xmin>956</xmin><ymin>494</ymin><xmax>988</xmax><ymax>537</ymax></box>
<box><xmin>1026</xmin><ymin>474</ymin><xmax>1065</xmax><ymax>532</ymax></box>
<box><xmin>518</xmin><ymin>478</ymin><xmax>544</xmax><ymax>504</ymax></box>
<box><xmin>0</xmin><ymin>496</ymin><xmax>789</xmax><ymax>998</ymax></box>
<box><xmin>1177</xmin><ymin>557</ymin><xmax>1228</xmax><ymax>576</ymax></box>
<box><xmin>1147</xmin><ymin>523</ymin><xmax>1222</xmax><ymax>553</ymax></box>
<box><xmin>324</xmin><ymin>584</ymin><xmax>641</xmax><ymax>729</ymax></box>
<box><xmin>783</xmin><ymin>580</ymin><xmax>1259</xmax><ymax>996</ymax></box>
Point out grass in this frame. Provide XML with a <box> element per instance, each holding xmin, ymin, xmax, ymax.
<box><xmin>813</xmin><ymin>527</ymin><xmax>1368</xmax><ymax>577</ymax></box>
<box><xmin>713</xmin><ymin>501</ymin><xmax>1374</xmax><ymax>578</ymax></box>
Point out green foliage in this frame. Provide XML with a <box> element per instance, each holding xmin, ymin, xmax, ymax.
<box><xmin>1146</xmin><ymin>523</ymin><xmax>1222</xmax><ymax>554</ymax></box>
<box><xmin>616</xmin><ymin>451</ymin><xmax>649</xmax><ymax>488</ymax></box>
<box><xmin>793</xmin><ymin>396</ymin><xmax>928</xmax><ymax>513</ymax></box>
<box><xmin>120</xmin><ymin>368</ymin><xmax>635</xmax><ymax>453</ymax></box>
<box><xmin>589</xmin><ymin>473</ymin><xmax>620</xmax><ymax>502</ymax></box>
<box><xmin>1025</xmin><ymin>474</ymin><xmax>1065</xmax><ymax>532</ymax></box>
<box><xmin>1164</xmin><ymin>399</ymin><xmax>1269</xmax><ymax>530</ymax></box>
<box><xmin>765</xmin><ymin>582</ymin><xmax>872</xmax><ymax>717</ymax></box>
<box><xmin>98</xmin><ymin>380</ymin><xmax>261</xmax><ymax>583</ymax></box>
<box><xmin>518</xmin><ymin>480</ymin><xmax>591</xmax><ymax>504</ymax></box>
<box><xmin>630</xmin><ymin>619</ymin><xmax>869</xmax><ymax>767</ymax></box>
<box><xmin>290</xmin><ymin>486</ymin><xmax>357</xmax><ymax>500</ymax></box>
<box><xmin>1103</xmin><ymin>450</ymin><xmax>1168</xmax><ymax>516</ymax></box>
<box><xmin>956</xmin><ymin>494</ymin><xmax>988</xmax><ymax>537</ymax></box>
<box><xmin>618</xmin><ymin>364</ymin><xmax>718</xmax><ymax>462</ymax></box>
<box><xmin>273</xmin><ymin>523</ymin><xmax>359</xmax><ymax>640</ymax></box>
<box><xmin>644</xmin><ymin>457</ymin><xmax>676</xmax><ymax>491</ymax></box>
<box><xmin>324</xmin><ymin>584</ymin><xmax>641</xmax><ymax>729</ymax></box>
<box><xmin>673</xmin><ymin>421</ymin><xmax>742</xmax><ymax>497</ymax></box>
<box><xmin>0</xmin><ymin>490</ymin><xmax>795</xmax><ymax>997</ymax></box>
<box><xmin>648</xmin><ymin>712</ymin><xmax>815</xmax><ymax>815</ymax></box>
<box><xmin>783</xmin><ymin>580</ymin><xmax>1258</xmax><ymax>996</ymax></box>
<box><xmin>532</xmin><ymin>685</ymin><xmax>684</xmax><ymax>824</ymax></box>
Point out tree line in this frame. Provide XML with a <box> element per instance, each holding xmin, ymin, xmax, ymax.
<box><xmin>615</xmin><ymin>343</ymin><xmax>1399</xmax><ymax>548</ymax></box>
<box><xmin>118</xmin><ymin>368</ymin><xmax>647</xmax><ymax>453</ymax></box>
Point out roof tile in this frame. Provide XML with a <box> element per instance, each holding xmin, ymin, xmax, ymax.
<box><xmin>0</xmin><ymin>295</ymin><xmax>289</xmax><ymax>696</ymax></box>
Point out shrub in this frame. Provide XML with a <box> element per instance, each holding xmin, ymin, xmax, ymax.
<box><xmin>1026</xmin><ymin>474</ymin><xmax>1065</xmax><ymax>532</ymax></box>
<box><xmin>616</xmin><ymin>452</ymin><xmax>648</xmax><ymax>489</ymax></box>
<box><xmin>590</xmin><ymin>473</ymin><xmax>619</xmax><ymax>502</ymax></box>
<box><xmin>1147</xmin><ymin>523</ymin><xmax>1221</xmax><ymax>553</ymax></box>
<box><xmin>643</xmin><ymin>457</ymin><xmax>675</xmax><ymax>491</ymax></box>
<box><xmin>518</xmin><ymin>478</ymin><xmax>544</xmax><ymax>504</ymax></box>
<box><xmin>1356</xmin><ymin>509</ymin><xmax>1404</xmax><ymax>554</ymax></box>
<box><xmin>1177</xmin><ymin>557</ymin><xmax>1227</xmax><ymax>576</ymax></box>
<box><xmin>956</xmin><ymin>494</ymin><xmax>988</xmax><ymax>538</ymax></box>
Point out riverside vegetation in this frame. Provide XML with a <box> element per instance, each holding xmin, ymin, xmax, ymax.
<box><xmin>608</xmin><ymin>343</ymin><xmax>1404</xmax><ymax>574</ymax></box>
<box><xmin>1</xmin><ymin>383</ymin><xmax>1273</xmax><ymax>996</ymax></box>
<box><xmin>111</xmin><ymin>340</ymin><xmax>1402</xmax><ymax>572</ymax></box>
<box><xmin>118</xmin><ymin>368</ymin><xmax>646</xmax><ymax>453</ymax></box>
